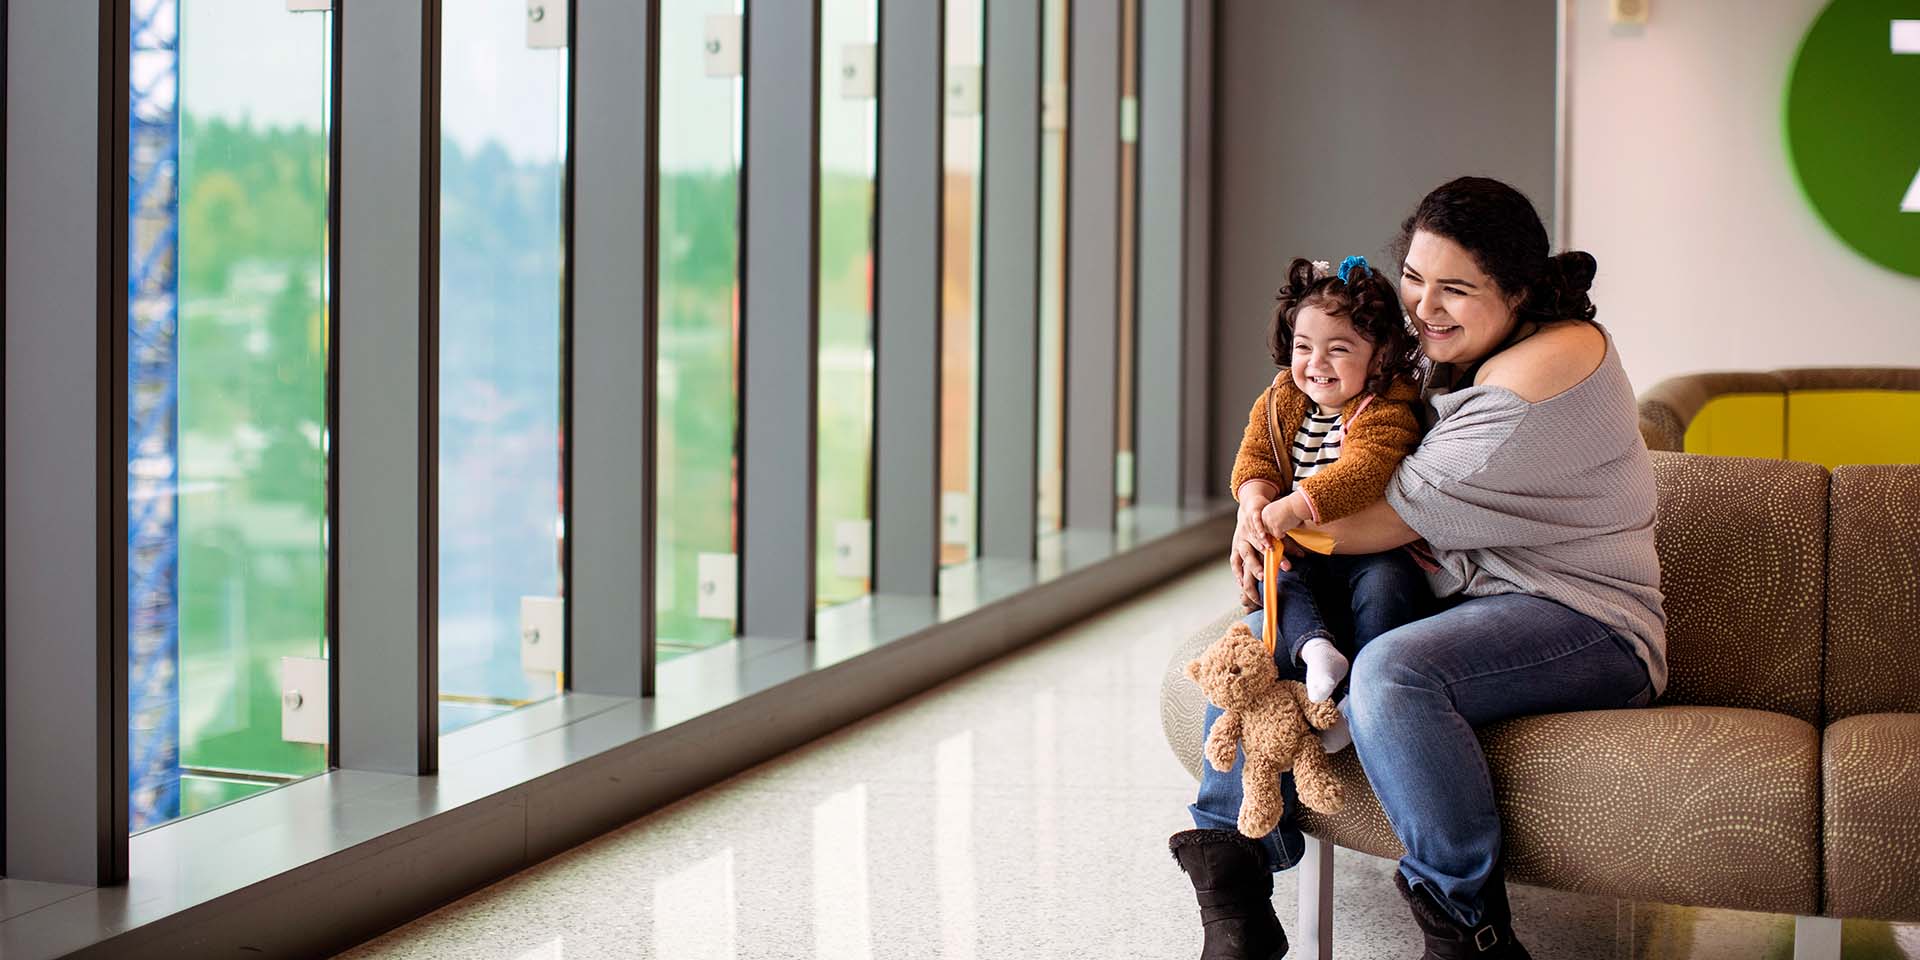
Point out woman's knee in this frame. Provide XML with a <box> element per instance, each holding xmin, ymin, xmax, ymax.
<box><xmin>1346</xmin><ymin>627</ymin><xmax>1434</xmax><ymax>726</ymax></box>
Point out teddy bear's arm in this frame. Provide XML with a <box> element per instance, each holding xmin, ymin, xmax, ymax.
<box><xmin>1205</xmin><ymin>710</ymin><xmax>1244</xmax><ymax>773</ymax></box>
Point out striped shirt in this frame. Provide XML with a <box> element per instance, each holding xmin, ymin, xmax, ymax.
<box><xmin>1289</xmin><ymin>408</ymin><xmax>1345</xmax><ymax>480</ymax></box>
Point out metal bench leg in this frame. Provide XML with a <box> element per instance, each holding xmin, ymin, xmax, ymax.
<box><xmin>1297</xmin><ymin>834</ymin><xmax>1334</xmax><ymax>960</ymax></box>
<box><xmin>1793</xmin><ymin>916</ymin><xmax>1841</xmax><ymax>960</ymax></box>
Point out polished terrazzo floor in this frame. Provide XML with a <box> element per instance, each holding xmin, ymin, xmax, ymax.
<box><xmin>336</xmin><ymin>566</ymin><xmax>1920</xmax><ymax>960</ymax></box>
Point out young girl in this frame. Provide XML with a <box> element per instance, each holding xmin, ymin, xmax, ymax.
<box><xmin>1229</xmin><ymin>255</ymin><xmax>1429</xmax><ymax>725</ymax></box>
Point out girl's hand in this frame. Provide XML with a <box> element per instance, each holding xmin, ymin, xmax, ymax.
<box><xmin>1260</xmin><ymin>496</ymin><xmax>1306</xmax><ymax>541</ymax></box>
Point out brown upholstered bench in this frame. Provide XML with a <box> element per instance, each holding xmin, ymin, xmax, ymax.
<box><xmin>1159</xmin><ymin>453</ymin><xmax>1920</xmax><ymax>960</ymax></box>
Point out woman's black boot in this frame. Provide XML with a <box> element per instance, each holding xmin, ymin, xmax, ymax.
<box><xmin>1393</xmin><ymin>868</ymin><xmax>1532</xmax><ymax>959</ymax></box>
<box><xmin>1169</xmin><ymin>829</ymin><xmax>1289</xmax><ymax>960</ymax></box>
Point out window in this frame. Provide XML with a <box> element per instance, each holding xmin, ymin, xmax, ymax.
<box><xmin>940</xmin><ymin>0</ymin><xmax>985</xmax><ymax>566</ymax></box>
<box><xmin>129</xmin><ymin>0</ymin><xmax>334</xmax><ymax>830</ymax></box>
<box><xmin>656</xmin><ymin>0</ymin><xmax>744</xmax><ymax>660</ymax></box>
<box><xmin>1037</xmin><ymin>0</ymin><xmax>1070</xmax><ymax>535</ymax></box>
<box><xmin>1117</xmin><ymin>0</ymin><xmax>1140</xmax><ymax>513</ymax></box>
<box><xmin>437</xmin><ymin>0</ymin><xmax>570</xmax><ymax>733</ymax></box>
<box><xmin>816</xmin><ymin>0</ymin><xmax>880</xmax><ymax>606</ymax></box>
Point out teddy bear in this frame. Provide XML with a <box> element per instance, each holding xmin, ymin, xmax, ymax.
<box><xmin>1185</xmin><ymin>620</ymin><xmax>1346</xmax><ymax>838</ymax></box>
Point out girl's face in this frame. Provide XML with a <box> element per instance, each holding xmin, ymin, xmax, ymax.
<box><xmin>1290</xmin><ymin>304</ymin><xmax>1376</xmax><ymax>409</ymax></box>
<box><xmin>1399</xmin><ymin>230</ymin><xmax>1520</xmax><ymax>367</ymax></box>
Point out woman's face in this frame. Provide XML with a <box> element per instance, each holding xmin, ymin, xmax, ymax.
<box><xmin>1398</xmin><ymin>230</ymin><xmax>1519</xmax><ymax>367</ymax></box>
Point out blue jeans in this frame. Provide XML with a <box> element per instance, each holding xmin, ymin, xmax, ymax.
<box><xmin>1271</xmin><ymin>549</ymin><xmax>1431</xmax><ymax>671</ymax></box>
<box><xmin>1343</xmin><ymin>593</ymin><xmax>1653</xmax><ymax>927</ymax></box>
<box><xmin>1188</xmin><ymin>550</ymin><xmax>1429</xmax><ymax>869</ymax></box>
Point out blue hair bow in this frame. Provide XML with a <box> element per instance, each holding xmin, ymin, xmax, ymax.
<box><xmin>1338</xmin><ymin>255</ymin><xmax>1371</xmax><ymax>283</ymax></box>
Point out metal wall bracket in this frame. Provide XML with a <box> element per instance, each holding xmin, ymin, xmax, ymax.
<box><xmin>280</xmin><ymin>656</ymin><xmax>331</xmax><ymax>745</ymax></box>
<box><xmin>528</xmin><ymin>0</ymin><xmax>568</xmax><ymax>49</ymax></box>
<box><xmin>841</xmin><ymin>42</ymin><xmax>877</xmax><ymax>99</ymax></box>
<box><xmin>941</xmin><ymin>491</ymin><xmax>974</xmax><ymax>546</ymax></box>
<box><xmin>705</xmin><ymin>14</ymin><xmax>743</xmax><ymax>77</ymax></box>
<box><xmin>946</xmin><ymin>65</ymin><xmax>982</xmax><ymax>117</ymax></box>
<box><xmin>697</xmin><ymin>552</ymin><xmax>738</xmax><ymax>621</ymax></box>
<box><xmin>834</xmin><ymin>519</ymin><xmax>872</xmax><ymax>579</ymax></box>
<box><xmin>1043</xmin><ymin>81</ymin><xmax>1068</xmax><ymax>132</ymax></box>
<box><xmin>520</xmin><ymin>596</ymin><xmax>566</xmax><ymax>673</ymax></box>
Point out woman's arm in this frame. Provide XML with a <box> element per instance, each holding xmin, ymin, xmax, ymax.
<box><xmin>1307</xmin><ymin>497</ymin><xmax>1421</xmax><ymax>554</ymax></box>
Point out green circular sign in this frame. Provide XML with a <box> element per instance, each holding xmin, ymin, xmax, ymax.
<box><xmin>1784</xmin><ymin>0</ymin><xmax>1920</xmax><ymax>277</ymax></box>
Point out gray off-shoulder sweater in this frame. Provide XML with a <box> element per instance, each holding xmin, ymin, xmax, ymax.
<box><xmin>1384</xmin><ymin>333</ymin><xmax>1670</xmax><ymax>694</ymax></box>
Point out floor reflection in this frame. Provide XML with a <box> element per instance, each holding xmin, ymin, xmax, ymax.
<box><xmin>651</xmin><ymin>848</ymin><xmax>735</xmax><ymax>960</ymax></box>
<box><xmin>812</xmin><ymin>784</ymin><xmax>872</xmax><ymax>959</ymax></box>
<box><xmin>936</xmin><ymin>730</ymin><xmax>977</xmax><ymax>960</ymax></box>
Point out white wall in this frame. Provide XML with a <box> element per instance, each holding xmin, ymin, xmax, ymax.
<box><xmin>1567</xmin><ymin>0</ymin><xmax>1920</xmax><ymax>392</ymax></box>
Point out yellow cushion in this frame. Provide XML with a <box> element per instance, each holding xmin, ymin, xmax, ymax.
<box><xmin>1683</xmin><ymin>393</ymin><xmax>1786</xmax><ymax>460</ymax></box>
<box><xmin>1786</xmin><ymin>391</ymin><xmax>1920</xmax><ymax>468</ymax></box>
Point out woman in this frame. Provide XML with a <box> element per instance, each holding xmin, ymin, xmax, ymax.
<box><xmin>1170</xmin><ymin>177</ymin><xmax>1666</xmax><ymax>960</ymax></box>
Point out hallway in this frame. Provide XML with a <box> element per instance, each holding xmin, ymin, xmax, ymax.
<box><xmin>337</xmin><ymin>566</ymin><xmax>1920</xmax><ymax>960</ymax></box>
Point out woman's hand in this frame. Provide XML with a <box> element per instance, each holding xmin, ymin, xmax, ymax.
<box><xmin>1230</xmin><ymin>482</ymin><xmax>1289</xmax><ymax>608</ymax></box>
<box><xmin>1231</xmin><ymin>492</ymin><xmax>1271</xmax><ymax>608</ymax></box>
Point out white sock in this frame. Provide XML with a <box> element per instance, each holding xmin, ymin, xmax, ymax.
<box><xmin>1319</xmin><ymin>697</ymin><xmax>1353</xmax><ymax>754</ymax></box>
<box><xmin>1300</xmin><ymin>637</ymin><xmax>1350</xmax><ymax>703</ymax></box>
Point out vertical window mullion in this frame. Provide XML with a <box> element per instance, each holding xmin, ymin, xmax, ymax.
<box><xmin>740</xmin><ymin>0</ymin><xmax>823</xmax><ymax>639</ymax></box>
<box><xmin>336</xmin><ymin>0</ymin><xmax>435</xmax><ymax>775</ymax></box>
<box><xmin>572</xmin><ymin>0</ymin><xmax>655</xmax><ymax>696</ymax></box>
<box><xmin>977</xmin><ymin>0</ymin><xmax>1041</xmax><ymax>561</ymax></box>
<box><xmin>1064</xmin><ymin>0</ymin><xmax>1118</xmax><ymax>532</ymax></box>
<box><xmin>872</xmin><ymin>0</ymin><xmax>941</xmax><ymax>595</ymax></box>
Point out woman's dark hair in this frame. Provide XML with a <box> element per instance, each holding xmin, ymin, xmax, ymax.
<box><xmin>1270</xmin><ymin>258</ymin><xmax>1421</xmax><ymax>397</ymax></box>
<box><xmin>1392</xmin><ymin>176</ymin><xmax>1598</xmax><ymax>329</ymax></box>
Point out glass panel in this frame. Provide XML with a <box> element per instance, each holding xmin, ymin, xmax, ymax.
<box><xmin>1116</xmin><ymin>0</ymin><xmax>1139</xmax><ymax>513</ymax></box>
<box><xmin>657</xmin><ymin>0</ymin><xmax>744</xmax><ymax>661</ymax></box>
<box><xmin>816</xmin><ymin>0</ymin><xmax>879</xmax><ymax>607</ymax></box>
<box><xmin>1037</xmin><ymin>0</ymin><xmax>1069</xmax><ymax>534</ymax></box>
<box><xmin>131</xmin><ymin>0</ymin><xmax>334</xmax><ymax>831</ymax></box>
<box><xmin>940</xmin><ymin>0</ymin><xmax>985</xmax><ymax>566</ymax></box>
<box><xmin>438</xmin><ymin>1</ymin><xmax>569</xmax><ymax>733</ymax></box>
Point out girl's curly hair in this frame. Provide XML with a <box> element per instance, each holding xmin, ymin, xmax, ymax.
<box><xmin>1269</xmin><ymin>258</ymin><xmax>1420</xmax><ymax>397</ymax></box>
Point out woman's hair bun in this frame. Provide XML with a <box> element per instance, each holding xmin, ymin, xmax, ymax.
<box><xmin>1532</xmin><ymin>250</ymin><xmax>1598</xmax><ymax>323</ymax></box>
<box><xmin>1550</xmin><ymin>251</ymin><xmax>1597</xmax><ymax>295</ymax></box>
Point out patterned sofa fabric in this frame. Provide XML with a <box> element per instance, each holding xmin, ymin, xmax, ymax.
<box><xmin>1823</xmin><ymin>714</ymin><xmax>1920</xmax><ymax>921</ymax></box>
<box><xmin>1650</xmin><ymin>453</ymin><xmax>1826</xmax><ymax>723</ymax></box>
<box><xmin>1822</xmin><ymin>464</ymin><xmax>1920</xmax><ymax>921</ymax></box>
<box><xmin>1824</xmin><ymin>465</ymin><xmax>1920</xmax><ymax>723</ymax></box>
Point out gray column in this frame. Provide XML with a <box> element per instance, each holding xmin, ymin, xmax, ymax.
<box><xmin>740</xmin><ymin>0</ymin><xmax>821</xmax><ymax>639</ymax></box>
<box><xmin>4</xmin><ymin>0</ymin><xmax>126</xmax><ymax>886</ymax></box>
<box><xmin>571</xmin><ymin>0</ymin><xmax>655</xmax><ymax>694</ymax></box>
<box><xmin>872</xmin><ymin>0</ymin><xmax>943</xmax><ymax>595</ymax></box>
<box><xmin>337</xmin><ymin>0</ymin><xmax>436</xmax><ymax>774</ymax></box>
<box><xmin>1135</xmin><ymin>0</ymin><xmax>1185</xmax><ymax>508</ymax></box>
<box><xmin>1064</xmin><ymin>0</ymin><xmax>1120</xmax><ymax>530</ymax></box>
<box><xmin>978</xmin><ymin>0</ymin><xmax>1042</xmax><ymax>560</ymax></box>
<box><xmin>1180</xmin><ymin>0</ymin><xmax>1214</xmax><ymax>503</ymax></box>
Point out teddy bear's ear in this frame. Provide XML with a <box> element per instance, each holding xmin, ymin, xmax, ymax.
<box><xmin>1185</xmin><ymin>659</ymin><xmax>1201</xmax><ymax>683</ymax></box>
